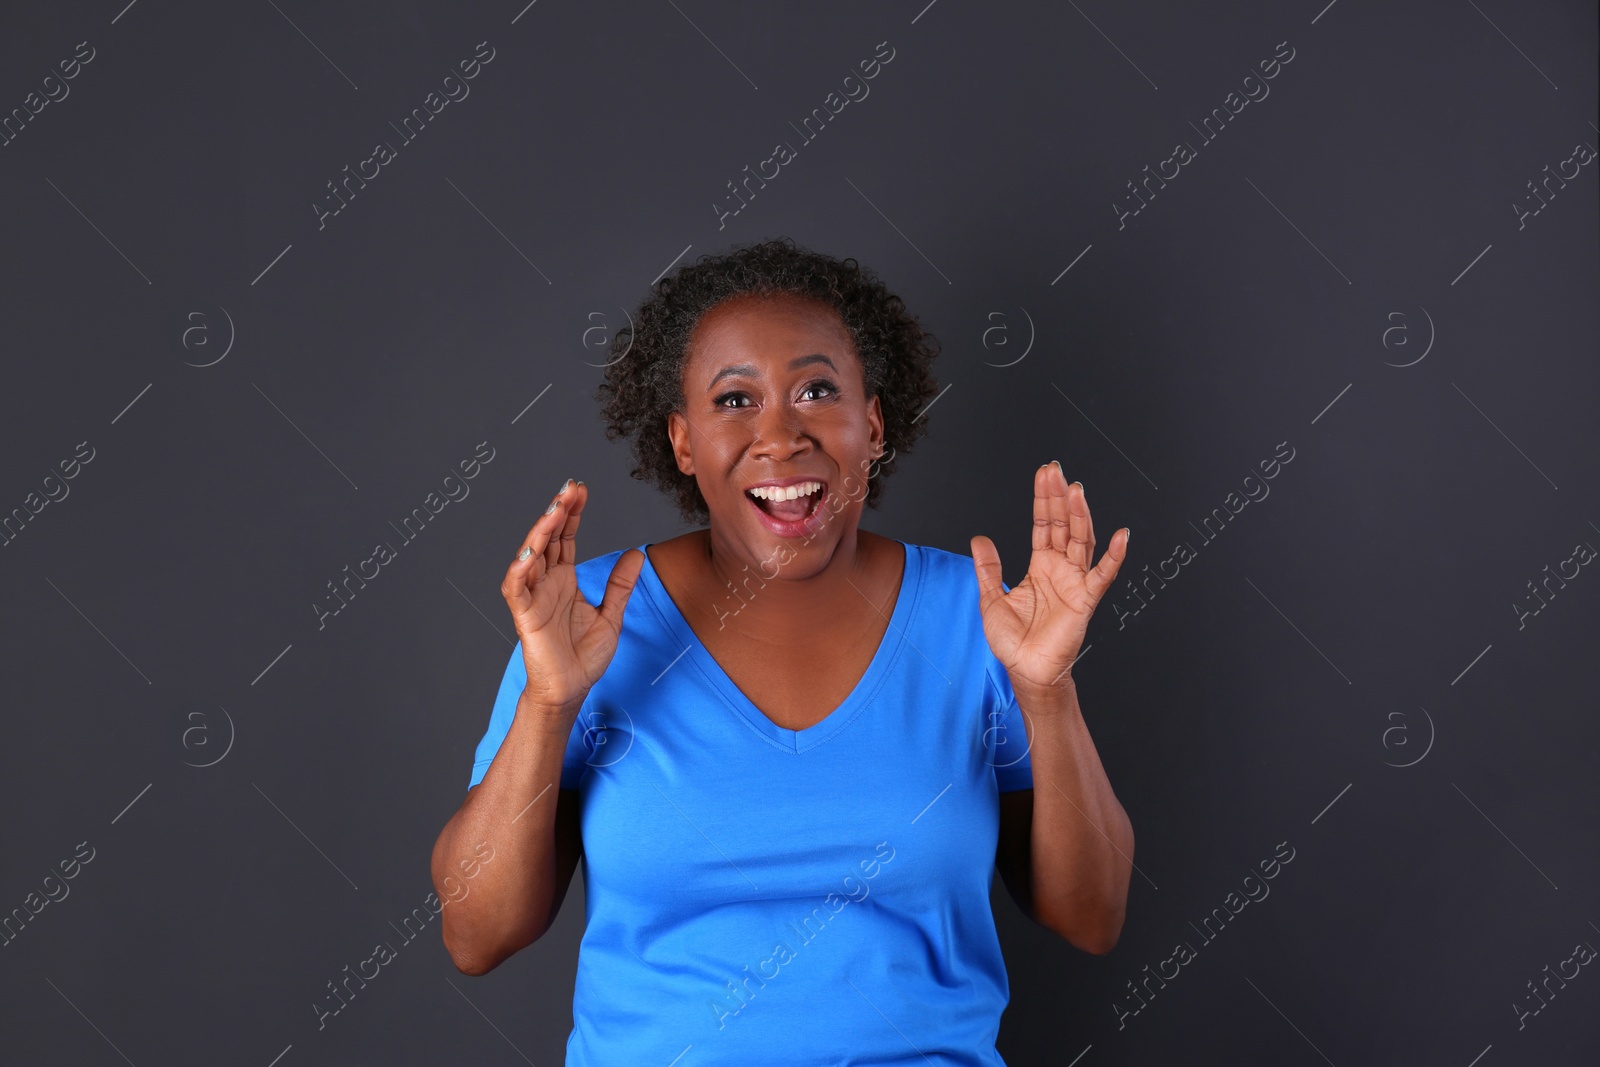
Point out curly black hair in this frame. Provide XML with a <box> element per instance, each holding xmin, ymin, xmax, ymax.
<box><xmin>595</xmin><ymin>237</ymin><xmax>942</xmax><ymax>525</ymax></box>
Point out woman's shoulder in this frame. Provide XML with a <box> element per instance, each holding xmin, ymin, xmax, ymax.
<box><xmin>902</xmin><ymin>538</ymin><xmax>974</xmax><ymax>576</ymax></box>
<box><xmin>898</xmin><ymin>538</ymin><xmax>988</xmax><ymax>608</ymax></box>
<box><xmin>572</xmin><ymin>544</ymin><xmax>646</xmax><ymax>609</ymax></box>
<box><xmin>897</xmin><ymin>541</ymin><xmax>1009</xmax><ymax>688</ymax></box>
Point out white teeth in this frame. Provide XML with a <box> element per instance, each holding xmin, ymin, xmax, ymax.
<box><xmin>748</xmin><ymin>481</ymin><xmax>822</xmax><ymax>501</ymax></box>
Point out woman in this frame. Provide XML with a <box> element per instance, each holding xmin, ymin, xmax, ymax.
<box><xmin>430</xmin><ymin>238</ymin><xmax>1134</xmax><ymax>1065</ymax></box>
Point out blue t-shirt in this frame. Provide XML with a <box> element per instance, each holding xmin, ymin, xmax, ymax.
<box><xmin>468</xmin><ymin>540</ymin><xmax>1035</xmax><ymax>1066</ymax></box>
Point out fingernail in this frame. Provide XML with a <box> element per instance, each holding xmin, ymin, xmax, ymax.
<box><xmin>517</xmin><ymin>546</ymin><xmax>533</xmax><ymax>561</ymax></box>
<box><xmin>544</xmin><ymin>500</ymin><xmax>559</xmax><ymax>515</ymax></box>
<box><xmin>559</xmin><ymin>478</ymin><xmax>572</xmax><ymax>493</ymax></box>
<box><xmin>1051</xmin><ymin>460</ymin><xmax>1062</xmax><ymax>470</ymax></box>
<box><xmin>1124</xmin><ymin>527</ymin><xmax>1131</xmax><ymax>540</ymax></box>
<box><xmin>1073</xmin><ymin>480</ymin><xmax>1084</xmax><ymax>491</ymax></box>
<box><xmin>576</xmin><ymin>479</ymin><xmax>585</xmax><ymax>487</ymax></box>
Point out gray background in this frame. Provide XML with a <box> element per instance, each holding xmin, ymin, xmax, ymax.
<box><xmin>1</xmin><ymin>0</ymin><xmax>1596</xmax><ymax>1064</ymax></box>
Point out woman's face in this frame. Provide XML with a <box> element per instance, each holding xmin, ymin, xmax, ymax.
<box><xmin>667</xmin><ymin>292</ymin><xmax>884</xmax><ymax>571</ymax></box>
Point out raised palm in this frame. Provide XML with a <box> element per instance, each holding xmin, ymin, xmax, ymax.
<box><xmin>501</xmin><ymin>481</ymin><xmax>643</xmax><ymax>711</ymax></box>
<box><xmin>971</xmin><ymin>462</ymin><xmax>1128</xmax><ymax>693</ymax></box>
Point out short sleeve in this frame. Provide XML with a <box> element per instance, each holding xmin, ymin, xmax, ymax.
<box><xmin>983</xmin><ymin>656</ymin><xmax>1034</xmax><ymax>791</ymax></box>
<box><xmin>467</xmin><ymin>642</ymin><xmax>592</xmax><ymax>790</ymax></box>
<box><xmin>469</xmin><ymin>549</ymin><xmax>630</xmax><ymax>791</ymax></box>
<box><xmin>980</xmin><ymin>580</ymin><xmax>1033</xmax><ymax>792</ymax></box>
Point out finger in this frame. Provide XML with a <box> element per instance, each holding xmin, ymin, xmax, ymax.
<box><xmin>596</xmin><ymin>547</ymin><xmax>646</xmax><ymax>635</ymax></box>
<box><xmin>1031</xmin><ymin>465</ymin><xmax>1052</xmax><ymax>553</ymax></box>
<box><xmin>557</xmin><ymin>481</ymin><xmax>587</xmax><ymax>567</ymax></box>
<box><xmin>970</xmin><ymin>535</ymin><xmax>1005</xmax><ymax>607</ymax></box>
<box><xmin>1075</xmin><ymin>481</ymin><xmax>1097</xmax><ymax>560</ymax></box>
<box><xmin>1084</xmin><ymin>527</ymin><xmax>1130</xmax><ymax>604</ymax></box>
<box><xmin>1044</xmin><ymin>461</ymin><xmax>1071</xmax><ymax>556</ymax></box>
<box><xmin>1067</xmin><ymin>477</ymin><xmax>1093</xmax><ymax>572</ymax></box>
<box><xmin>503</xmin><ymin>484</ymin><xmax>572</xmax><ymax>608</ymax></box>
<box><xmin>544</xmin><ymin>480</ymin><xmax>574</xmax><ymax>573</ymax></box>
<box><xmin>511</xmin><ymin>483</ymin><xmax>567</xmax><ymax>563</ymax></box>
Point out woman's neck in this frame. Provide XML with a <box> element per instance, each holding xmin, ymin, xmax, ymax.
<box><xmin>674</xmin><ymin>526</ymin><xmax>894</xmax><ymax>645</ymax></box>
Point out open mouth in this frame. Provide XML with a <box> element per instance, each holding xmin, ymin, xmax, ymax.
<box><xmin>745</xmin><ymin>480</ymin><xmax>827</xmax><ymax>528</ymax></box>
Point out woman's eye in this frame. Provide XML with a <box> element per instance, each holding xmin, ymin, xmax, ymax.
<box><xmin>714</xmin><ymin>381</ymin><xmax>835</xmax><ymax>408</ymax></box>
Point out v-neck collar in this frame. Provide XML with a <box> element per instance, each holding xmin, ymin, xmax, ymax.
<box><xmin>636</xmin><ymin>540</ymin><xmax>924</xmax><ymax>753</ymax></box>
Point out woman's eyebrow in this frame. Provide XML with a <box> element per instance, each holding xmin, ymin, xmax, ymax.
<box><xmin>707</xmin><ymin>353</ymin><xmax>837</xmax><ymax>388</ymax></box>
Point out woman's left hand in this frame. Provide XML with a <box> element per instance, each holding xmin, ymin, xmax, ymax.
<box><xmin>971</xmin><ymin>461</ymin><xmax>1129</xmax><ymax>694</ymax></box>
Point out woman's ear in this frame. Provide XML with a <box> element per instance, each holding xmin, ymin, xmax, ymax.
<box><xmin>667</xmin><ymin>411</ymin><xmax>695</xmax><ymax>476</ymax></box>
<box><xmin>867</xmin><ymin>393</ymin><xmax>885</xmax><ymax>459</ymax></box>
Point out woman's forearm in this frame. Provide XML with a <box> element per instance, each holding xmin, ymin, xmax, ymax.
<box><xmin>1013</xmin><ymin>676</ymin><xmax>1134</xmax><ymax>953</ymax></box>
<box><xmin>431</xmin><ymin>692</ymin><xmax>582</xmax><ymax>974</ymax></box>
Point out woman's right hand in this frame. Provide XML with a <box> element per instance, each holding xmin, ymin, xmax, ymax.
<box><xmin>500</xmin><ymin>480</ymin><xmax>644</xmax><ymax>714</ymax></box>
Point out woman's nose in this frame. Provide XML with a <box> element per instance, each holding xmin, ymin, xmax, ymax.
<box><xmin>750</xmin><ymin>402</ymin><xmax>810</xmax><ymax>459</ymax></box>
